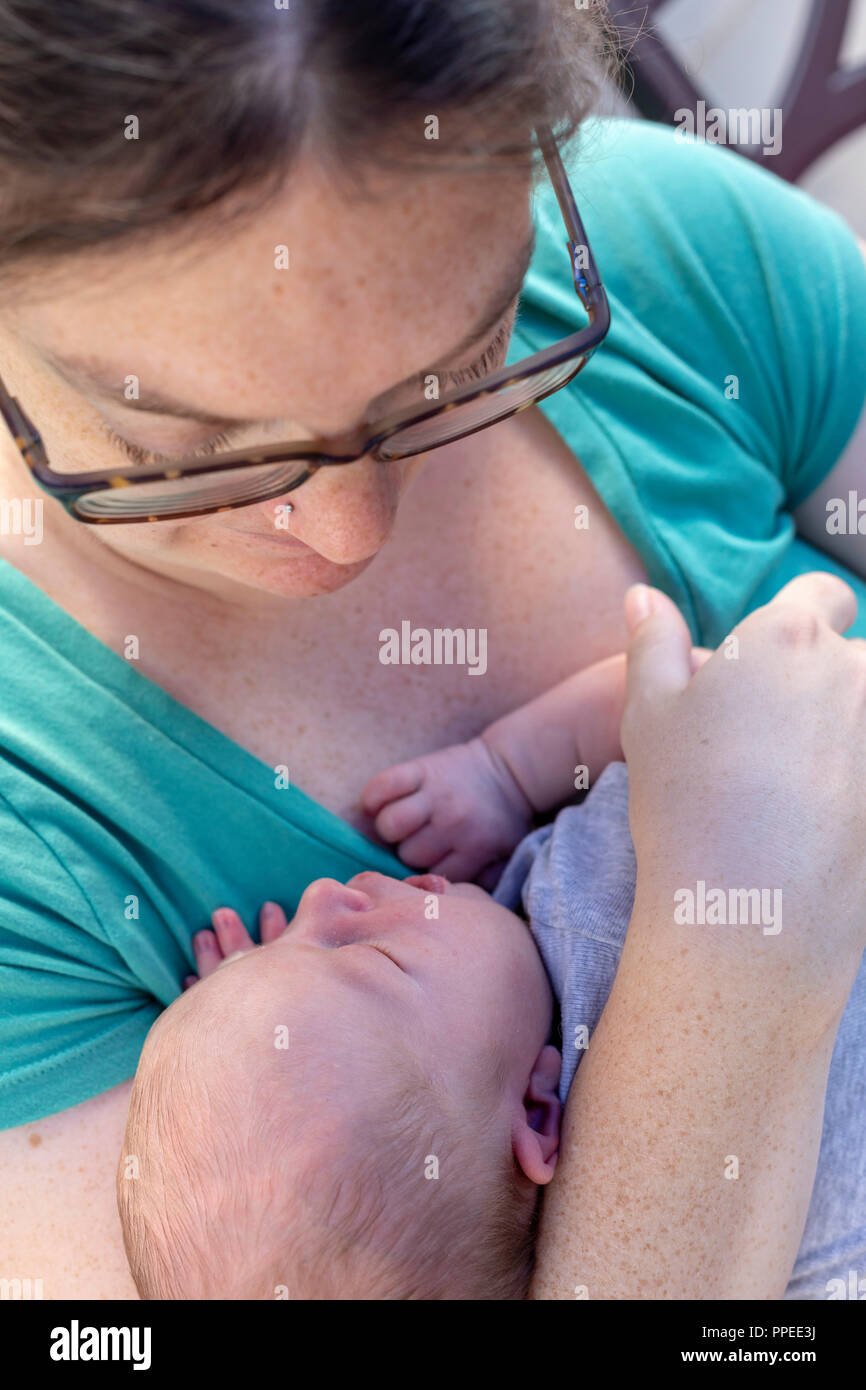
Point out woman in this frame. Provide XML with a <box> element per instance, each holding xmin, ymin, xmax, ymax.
<box><xmin>0</xmin><ymin>1</ymin><xmax>863</xmax><ymax>1297</ymax></box>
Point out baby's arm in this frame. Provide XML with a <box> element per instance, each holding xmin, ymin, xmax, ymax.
<box><xmin>361</xmin><ymin>652</ymin><xmax>627</xmax><ymax>881</ymax></box>
<box><xmin>482</xmin><ymin>653</ymin><xmax>626</xmax><ymax>814</ymax></box>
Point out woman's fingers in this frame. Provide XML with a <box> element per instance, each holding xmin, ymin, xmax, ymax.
<box><xmin>760</xmin><ymin>571</ymin><xmax>857</xmax><ymax>635</ymax></box>
<box><xmin>625</xmin><ymin>576</ymin><xmax>858</xmax><ymax>739</ymax></box>
<box><xmin>623</xmin><ymin>584</ymin><xmax>694</xmax><ymax>711</ymax></box>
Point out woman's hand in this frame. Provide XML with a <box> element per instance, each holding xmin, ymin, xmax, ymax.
<box><xmin>531</xmin><ymin>573</ymin><xmax>866</xmax><ymax>1300</ymax></box>
<box><xmin>621</xmin><ymin>572</ymin><xmax>866</xmax><ymax>1007</ymax></box>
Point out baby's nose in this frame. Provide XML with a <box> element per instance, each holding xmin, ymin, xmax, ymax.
<box><xmin>292</xmin><ymin>877</ymin><xmax>375</xmax><ymax>944</ymax></box>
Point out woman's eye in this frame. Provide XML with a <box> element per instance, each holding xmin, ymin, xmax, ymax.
<box><xmin>104</xmin><ymin>427</ymin><xmax>235</xmax><ymax>467</ymax></box>
<box><xmin>442</xmin><ymin>320</ymin><xmax>511</xmax><ymax>389</ymax></box>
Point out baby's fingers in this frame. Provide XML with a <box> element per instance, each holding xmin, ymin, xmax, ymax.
<box><xmin>211</xmin><ymin>906</ymin><xmax>256</xmax><ymax>957</ymax></box>
<box><xmin>396</xmin><ymin>823</ymin><xmax>457</xmax><ymax>870</ymax></box>
<box><xmin>191</xmin><ymin>929</ymin><xmax>225</xmax><ymax>979</ymax></box>
<box><xmin>360</xmin><ymin>761</ymin><xmax>424</xmax><ymax>817</ymax></box>
<box><xmin>259</xmin><ymin>900</ymin><xmax>288</xmax><ymax>944</ymax></box>
<box><xmin>374</xmin><ymin>790</ymin><xmax>431</xmax><ymax>845</ymax></box>
<box><xmin>432</xmin><ymin>847</ymin><xmax>491</xmax><ymax>885</ymax></box>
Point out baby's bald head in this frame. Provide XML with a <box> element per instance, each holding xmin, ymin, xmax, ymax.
<box><xmin>117</xmin><ymin>942</ymin><xmax>538</xmax><ymax>1300</ymax></box>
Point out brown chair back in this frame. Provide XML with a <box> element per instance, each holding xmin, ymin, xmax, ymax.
<box><xmin>606</xmin><ymin>0</ymin><xmax>866</xmax><ymax>181</ymax></box>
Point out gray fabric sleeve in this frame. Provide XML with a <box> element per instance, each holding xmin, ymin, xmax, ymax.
<box><xmin>494</xmin><ymin>761</ymin><xmax>636</xmax><ymax>1103</ymax></box>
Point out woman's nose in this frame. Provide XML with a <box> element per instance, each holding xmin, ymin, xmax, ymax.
<box><xmin>282</xmin><ymin>457</ymin><xmax>403</xmax><ymax>565</ymax></box>
<box><xmin>291</xmin><ymin>877</ymin><xmax>375</xmax><ymax>945</ymax></box>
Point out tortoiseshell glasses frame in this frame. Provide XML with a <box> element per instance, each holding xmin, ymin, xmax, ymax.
<box><xmin>0</xmin><ymin>125</ymin><xmax>610</xmax><ymax>525</ymax></box>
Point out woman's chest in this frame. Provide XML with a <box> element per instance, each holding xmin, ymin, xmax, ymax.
<box><xmin>136</xmin><ymin>410</ymin><xmax>646</xmax><ymax>820</ymax></box>
<box><xmin>9</xmin><ymin>408</ymin><xmax>646</xmax><ymax>822</ymax></box>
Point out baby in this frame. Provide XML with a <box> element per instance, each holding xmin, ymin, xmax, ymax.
<box><xmin>118</xmin><ymin>647</ymin><xmax>640</xmax><ymax>1300</ymax></box>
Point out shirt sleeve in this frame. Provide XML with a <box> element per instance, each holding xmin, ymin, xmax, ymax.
<box><xmin>692</xmin><ymin>132</ymin><xmax>866</xmax><ymax>509</ymax></box>
<box><xmin>508</xmin><ymin>118</ymin><xmax>866</xmax><ymax>645</ymax></box>
<box><xmin>0</xmin><ymin>788</ymin><xmax>160</xmax><ymax>1130</ymax></box>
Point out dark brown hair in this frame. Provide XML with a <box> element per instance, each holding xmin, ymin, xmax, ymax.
<box><xmin>0</xmin><ymin>0</ymin><xmax>616</xmax><ymax>272</ymax></box>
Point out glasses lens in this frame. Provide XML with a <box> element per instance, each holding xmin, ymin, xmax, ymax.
<box><xmin>378</xmin><ymin>356</ymin><xmax>586</xmax><ymax>460</ymax></box>
<box><xmin>73</xmin><ymin>460</ymin><xmax>308</xmax><ymax>521</ymax></box>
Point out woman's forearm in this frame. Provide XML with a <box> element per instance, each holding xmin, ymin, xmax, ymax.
<box><xmin>530</xmin><ymin>895</ymin><xmax>850</xmax><ymax>1301</ymax></box>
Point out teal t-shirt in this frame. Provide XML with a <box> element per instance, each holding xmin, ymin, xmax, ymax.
<box><xmin>508</xmin><ymin>118</ymin><xmax>866</xmax><ymax>644</ymax></box>
<box><xmin>2</xmin><ymin>118</ymin><xmax>865</xmax><ymax>1128</ymax></box>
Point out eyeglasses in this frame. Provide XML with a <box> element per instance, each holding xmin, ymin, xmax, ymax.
<box><xmin>0</xmin><ymin>126</ymin><xmax>610</xmax><ymax>525</ymax></box>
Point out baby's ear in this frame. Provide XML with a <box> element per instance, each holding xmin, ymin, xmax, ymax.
<box><xmin>512</xmin><ymin>1045</ymin><xmax>562</xmax><ymax>1186</ymax></box>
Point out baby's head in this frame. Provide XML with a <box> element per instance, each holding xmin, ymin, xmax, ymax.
<box><xmin>118</xmin><ymin>872</ymin><xmax>560</xmax><ymax>1300</ymax></box>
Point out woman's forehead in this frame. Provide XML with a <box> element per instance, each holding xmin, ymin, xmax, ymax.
<box><xmin>8</xmin><ymin>161</ymin><xmax>533</xmax><ymax>434</ymax></box>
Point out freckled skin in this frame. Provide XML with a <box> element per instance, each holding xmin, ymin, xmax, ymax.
<box><xmin>532</xmin><ymin>580</ymin><xmax>866</xmax><ymax>1299</ymax></box>
<box><xmin>0</xmin><ymin>140</ymin><xmax>852</xmax><ymax>1300</ymax></box>
<box><xmin>0</xmin><ymin>172</ymin><xmax>647</xmax><ymax>819</ymax></box>
<box><xmin>4</xmin><ymin>1082</ymin><xmax>138</xmax><ymax>1299</ymax></box>
<box><xmin>0</xmin><ymin>153</ymin><xmax>647</xmax><ymax>1298</ymax></box>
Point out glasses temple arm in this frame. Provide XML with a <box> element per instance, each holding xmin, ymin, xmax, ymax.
<box><xmin>535</xmin><ymin>124</ymin><xmax>605</xmax><ymax>312</ymax></box>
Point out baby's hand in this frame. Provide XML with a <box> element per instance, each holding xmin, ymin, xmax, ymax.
<box><xmin>360</xmin><ymin>736</ymin><xmax>533</xmax><ymax>881</ymax></box>
<box><xmin>183</xmin><ymin>901</ymin><xmax>288</xmax><ymax>989</ymax></box>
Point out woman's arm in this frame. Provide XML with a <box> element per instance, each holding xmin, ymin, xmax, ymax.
<box><xmin>531</xmin><ymin>574</ymin><xmax>866</xmax><ymax>1299</ymax></box>
<box><xmin>531</xmin><ymin>896</ymin><xmax>845</xmax><ymax>1299</ymax></box>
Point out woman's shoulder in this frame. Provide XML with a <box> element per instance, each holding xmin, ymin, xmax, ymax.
<box><xmin>513</xmin><ymin>117</ymin><xmax>866</xmax><ymax>648</ymax></box>
<box><xmin>539</xmin><ymin>116</ymin><xmax>866</xmax><ymax>343</ymax></box>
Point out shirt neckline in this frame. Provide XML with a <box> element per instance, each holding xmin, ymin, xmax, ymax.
<box><xmin>0</xmin><ymin>551</ymin><xmax>403</xmax><ymax>869</ymax></box>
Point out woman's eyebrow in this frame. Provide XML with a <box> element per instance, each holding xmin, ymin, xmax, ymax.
<box><xmin>40</xmin><ymin>230</ymin><xmax>536</xmax><ymax>428</ymax></box>
<box><xmin>41</xmin><ymin>351</ymin><xmax>260</xmax><ymax>430</ymax></box>
<box><xmin>421</xmin><ymin>228</ymin><xmax>536</xmax><ymax>370</ymax></box>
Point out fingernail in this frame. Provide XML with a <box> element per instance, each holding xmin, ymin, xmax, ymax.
<box><xmin>625</xmin><ymin>584</ymin><xmax>653</xmax><ymax>633</ymax></box>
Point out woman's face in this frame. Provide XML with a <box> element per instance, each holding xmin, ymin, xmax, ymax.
<box><xmin>0</xmin><ymin>154</ymin><xmax>533</xmax><ymax>602</ymax></box>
